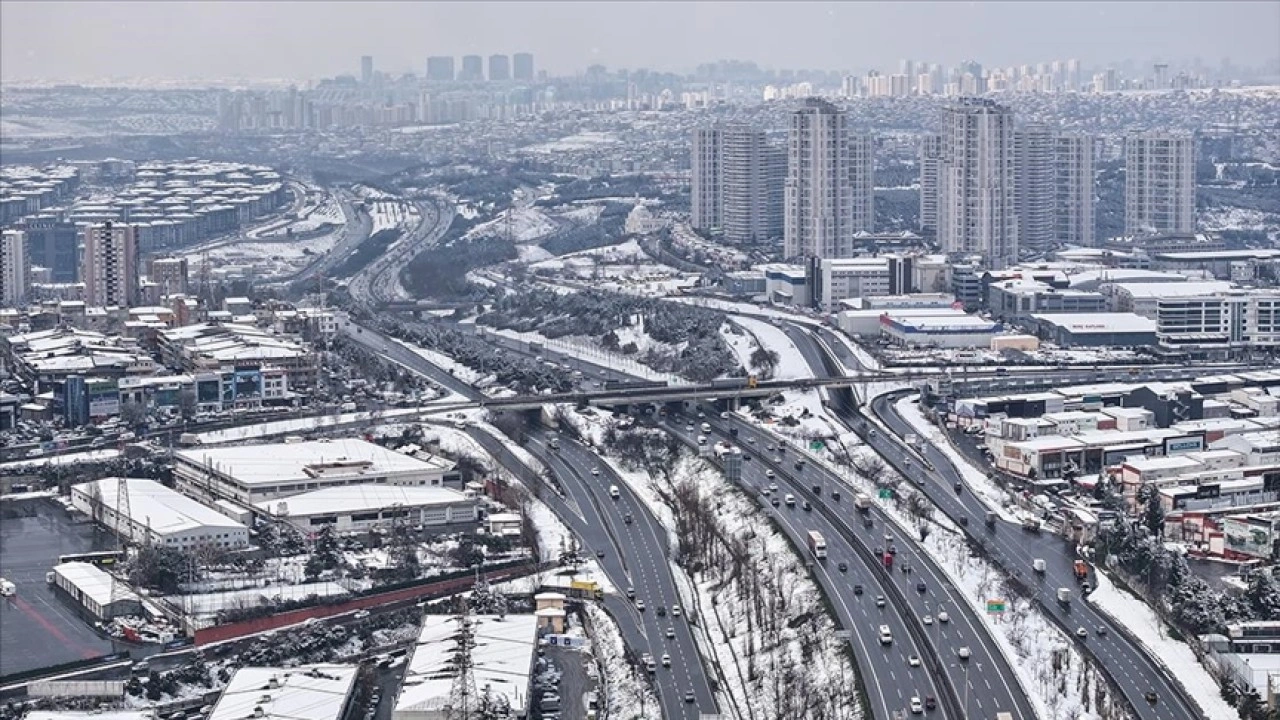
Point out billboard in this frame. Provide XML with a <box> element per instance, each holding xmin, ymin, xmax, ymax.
<box><xmin>1164</xmin><ymin>436</ymin><xmax>1204</xmax><ymax>456</ymax></box>
<box><xmin>1222</xmin><ymin>516</ymin><xmax>1277</xmax><ymax>559</ymax></box>
<box><xmin>86</xmin><ymin>379</ymin><xmax>119</xmax><ymax>418</ymax></box>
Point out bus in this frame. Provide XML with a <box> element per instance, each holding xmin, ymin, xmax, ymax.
<box><xmin>58</xmin><ymin>550</ymin><xmax>125</xmax><ymax>566</ymax></box>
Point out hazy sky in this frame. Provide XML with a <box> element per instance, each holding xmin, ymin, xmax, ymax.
<box><xmin>2</xmin><ymin>1</ymin><xmax>1277</xmax><ymax>83</ymax></box>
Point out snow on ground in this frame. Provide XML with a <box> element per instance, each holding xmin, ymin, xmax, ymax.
<box><xmin>193</xmin><ymin>407</ymin><xmax>424</xmax><ymax>444</ymax></box>
<box><xmin>1088</xmin><ymin>573</ymin><xmax>1237</xmax><ymax>720</ymax></box>
<box><xmin>483</xmin><ymin>326</ymin><xmax>680</xmax><ymax>383</ymax></box>
<box><xmin>582</xmin><ymin>602</ymin><xmax>660</xmax><ymax>719</ymax></box>
<box><xmin>466</xmin><ymin>206</ymin><xmax>559</xmax><ymax>243</ymax></box>
<box><xmin>0</xmin><ymin>449</ymin><xmax>120</xmax><ymax>470</ymax></box>
<box><xmin>392</xmin><ymin>338</ymin><xmax>485</xmax><ymax>385</ymax></box>
<box><xmin>165</xmin><ymin>580</ymin><xmax>350</xmax><ymax>622</ymax></box>
<box><xmin>515</xmin><ymin>244</ymin><xmax>554</xmax><ymax>263</ymax></box>
<box><xmin>367</xmin><ymin>199</ymin><xmax>418</xmax><ymax>234</ymax></box>
<box><xmin>520</xmin><ymin>132</ymin><xmax>619</xmax><ymax>154</ymax></box>
<box><xmin>731</xmin><ymin>316</ymin><xmax>814</xmax><ymax>380</ymax></box>
<box><xmin>718</xmin><ymin>323</ymin><xmax>757</xmax><ymax>374</ymax></box>
<box><xmin>560</xmin><ymin>204</ymin><xmax>605</xmax><ymax>225</ymax></box>
<box><xmin>836</xmin><ymin>331</ymin><xmax>884</xmax><ymax>371</ymax></box>
<box><xmin>752</xmin><ymin>389</ymin><xmax>839</xmax><ymax>441</ymax></box>
<box><xmin>893</xmin><ymin>395</ymin><xmax>1021</xmax><ymax>521</ymax></box>
<box><xmin>671</xmin><ymin>295</ymin><xmax>822</xmax><ymax>324</ymax></box>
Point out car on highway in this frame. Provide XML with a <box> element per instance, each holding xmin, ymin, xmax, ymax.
<box><xmin>666</xmin><ymin>627</ymin><xmax>676</xmax><ymax>639</ymax></box>
<box><xmin>916</xmin><ymin>582</ymin><xmax>927</xmax><ymax>593</ymax></box>
<box><xmin>1144</xmin><ymin>691</ymin><xmax>1158</xmax><ymax>704</ymax></box>
<box><xmin>624</xmin><ymin>513</ymin><xmax>632</xmax><ymax>524</ymax></box>
<box><xmin>766</xmin><ymin>470</ymin><xmax>775</xmax><ymax>479</ymax></box>
<box><xmin>770</xmin><ymin>497</ymin><xmax>780</xmax><ymax>507</ymax></box>
<box><xmin>684</xmin><ymin>690</ymin><xmax>696</xmax><ymax>703</ymax></box>
<box><xmin>907</xmin><ymin>654</ymin><xmax>921</xmax><ymax>667</ymax></box>
<box><xmin>937</xmin><ymin>611</ymin><xmax>950</xmax><ymax>623</ymax></box>
<box><xmin>1075</xmin><ymin>627</ymin><xmax>1088</xmax><ymax>638</ymax></box>
<box><xmin>910</xmin><ymin>696</ymin><xmax>924</xmax><ymax>714</ymax></box>
<box><xmin>662</xmin><ymin>653</ymin><xmax>671</xmax><ymax>667</ymax></box>
<box><xmin>958</xmin><ymin>647</ymin><xmax>971</xmax><ymax>660</ymax></box>
<box><xmin>838</xmin><ymin>562</ymin><xmax>848</xmax><ymax>573</ymax></box>
<box><xmin>626</xmin><ymin>587</ymin><xmax>635</xmax><ymax>599</ymax></box>
<box><xmin>768</xmin><ymin>483</ymin><xmax>778</xmax><ymax>493</ymax></box>
<box><xmin>802</xmin><ymin>500</ymin><xmax>812</xmax><ymax>511</ymax></box>
<box><xmin>657</xmin><ymin>606</ymin><xmax>666</xmax><ymax>617</ymax></box>
<box><xmin>672</xmin><ymin>605</ymin><xmax>682</xmax><ymax>618</ymax></box>
<box><xmin>591</xmin><ymin>468</ymin><xmax>600</xmax><ymax>476</ymax></box>
<box><xmin>922</xmin><ymin>615</ymin><xmax>933</xmax><ymax>625</ymax></box>
<box><xmin>784</xmin><ymin>494</ymin><xmax>795</xmax><ymax>506</ymax></box>
<box><xmin>596</xmin><ymin>549</ymin><xmax>605</xmax><ymax>558</ymax></box>
<box><xmin>875</xmin><ymin>595</ymin><xmax>886</xmax><ymax>608</ymax></box>
<box><xmin>853</xmin><ymin>583</ymin><xmax>862</xmax><ymax>594</ymax></box>
<box><xmin>924</xmin><ymin>696</ymin><xmax>937</xmax><ymax>711</ymax></box>
<box><xmin>637</xmin><ymin>600</ymin><xmax>646</xmax><ymax>611</ymax></box>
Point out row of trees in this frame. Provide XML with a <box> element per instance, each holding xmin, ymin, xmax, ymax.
<box><xmin>383</xmin><ymin>321</ymin><xmax>575</xmax><ymax>394</ymax></box>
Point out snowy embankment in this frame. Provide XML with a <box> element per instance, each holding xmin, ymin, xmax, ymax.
<box><xmin>482</xmin><ymin>326</ymin><xmax>679</xmax><ymax>383</ymax></box>
<box><xmin>892</xmin><ymin>395</ymin><xmax>1021</xmax><ymax>522</ymax></box>
<box><xmin>1088</xmin><ymin>573</ymin><xmax>1237</xmax><ymax>720</ymax></box>
<box><xmin>583</xmin><ymin>603</ymin><xmax>660</xmax><ymax>720</ymax></box>
<box><xmin>731</xmin><ymin>316</ymin><xmax>814</xmax><ymax>380</ymax></box>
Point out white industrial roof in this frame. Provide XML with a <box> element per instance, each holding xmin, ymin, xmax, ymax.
<box><xmin>177</xmin><ymin>438</ymin><xmax>454</xmax><ymax>487</ymax></box>
<box><xmin>207</xmin><ymin>665</ymin><xmax>358</xmax><ymax>720</ymax></box>
<box><xmin>53</xmin><ymin>562</ymin><xmax>138</xmax><ymax>607</ymax></box>
<box><xmin>1110</xmin><ymin>281</ymin><xmax>1236</xmax><ymax>298</ymax></box>
<box><xmin>394</xmin><ymin>614</ymin><xmax>538</xmax><ymax>716</ymax></box>
<box><xmin>75</xmin><ymin>478</ymin><xmax>246</xmax><ymax>537</ymax></box>
<box><xmin>1032</xmin><ymin>312</ymin><xmax>1156</xmax><ymax>334</ymax></box>
<box><xmin>256</xmin><ymin>484</ymin><xmax>470</xmax><ymax>517</ymax></box>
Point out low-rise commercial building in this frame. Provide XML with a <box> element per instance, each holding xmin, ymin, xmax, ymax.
<box><xmin>392</xmin><ymin>614</ymin><xmax>539</xmax><ymax>720</ymax></box>
<box><xmin>255</xmin><ymin>484</ymin><xmax>478</xmax><ymax>534</ymax></box>
<box><xmin>1030</xmin><ymin>312</ymin><xmax>1158</xmax><ymax>348</ymax></box>
<box><xmin>175</xmin><ymin>438</ymin><xmax>459</xmax><ymax>503</ymax></box>
<box><xmin>51</xmin><ymin>562</ymin><xmax>143</xmax><ymax>620</ymax></box>
<box><xmin>208</xmin><ymin>665</ymin><xmax>358</xmax><ymax>720</ymax></box>
<box><xmin>71</xmin><ymin>477</ymin><xmax>250</xmax><ymax>550</ymax></box>
<box><xmin>880</xmin><ymin>313</ymin><xmax>1002</xmax><ymax>349</ymax></box>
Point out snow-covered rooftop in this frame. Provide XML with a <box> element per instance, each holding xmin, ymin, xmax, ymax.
<box><xmin>207</xmin><ymin>665</ymin><xmax>358</xmax><ymax>720</ymax></box>
<box><xmin>1109</xmin><ymin>280</ymin><xmax>1236</xmax><ymax>298</ymax></box>
<box><xmin>393</xmin><ymin>614</ymin><xmax>539</xmax><ymax>716</ymax></box>
<box><xmin>176</xmin><ymin>438</ymin><xmax>455</xmax><ymax>487</ymax></box>
<box><xmin>255</xmin><ymin>483</ymin><xmax>470</xmax><ymax>517</ymax></box>
<box><xmin>53</xmin><ymin>562</ymin><xmax>139</xmax><ymax>607</ymax></box>
<box><xmin>74</xmin><ymin>477</ymin><xmax>247</xmax><ymax>537</ymax></box>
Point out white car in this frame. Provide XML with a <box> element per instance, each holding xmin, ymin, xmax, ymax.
<box><xmin>637</xmin><ymin>600</ymin><xmax>646</xmax><ymax>611</ymax></box>
<box><xmin>938</xmin><ymin>611</ymin><xmax>950</xmax><ymax>623</ymax></box>
<box><xmin>591</xmin><ymin>468</ymin><xmax>600</xmax><ymax>476</ymax></box>
<box><xmin>671</xmin><ymin>605</ymin><xmax>682</xmax><ymax>618</ymax></box>
<box><xmin>958</xmin><ymin>646</ymin><xmax>971</xmax><ymax>660</ymax></box>
<box><xmin>922</xmin><ymin>615</ymin><xmax>933</xmax><ymax>626</ymax></box>
<box><xmin>661</xmin><ymin>653</ymin><xmax>671</xmax><ymax>667</ymax></box>
<box><xmin>907</xmin><ymin>654</ymin><xmax>921</xmax><ymax>667</ymax></box>
<box><xmin>910</xmin><ymin>697</ymin><xmax>924</xmax><ymax>714</ymax></box>
<box><xmin>666</xmin><ymin>627</ymin><xmax>675</xmax><ymax>639</ymax></box>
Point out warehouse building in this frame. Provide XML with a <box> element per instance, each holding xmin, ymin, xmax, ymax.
<box><xmin>879</xmin><ymin>313</ymin><xmax>1002</xmax><ymax>349</ymax></box>
<box><xmin>393</xmin><ymin>614</ymin><xmax>539</xmax><ymax>720</ymax></box>
<box><xmin>1031</xmin><ymin>312</ymin><xmax>1158</xmax><ymax>348</ymax></box>
<box><xmin>52</xmin><ymin>562</ymin><xmax>143</xmax><ymax>620</ymax></box>
<box><xmin>255</xmin><ymin>484</ymin><xmax>478</xmax><ymax>534</ymax></box>
<box><xmin>208</xmin><ymin>665</ymin><xmax>358</xmax><ymax>720</ymax></box>
<box><xmin>175</xmin><ymin>438</ymin><xmax>459</xmax><ymax>503</ymax></box>
<box><xmin>71</xmin><ymin>477</ymin><xmax>250</xmax><ymax>550</ymax></box>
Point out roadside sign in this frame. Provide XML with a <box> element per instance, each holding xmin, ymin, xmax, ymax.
<box><xmin>986</xmin><ymin>599</ymin><xmax>1006</xmax><ymax>614</ymax></box>
<box><xmin>809</xmin><ymin>441</ymin><xmax>825</xmax><ymax>451</ymax></box>
<box><xmin>878</xmin><ymin>488</ymin><xmax>893</xmax><ymax>499</ymax></box>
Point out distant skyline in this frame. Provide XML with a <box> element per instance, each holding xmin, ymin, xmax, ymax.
<box><xmin>2</xmin><ymin>1</ymin><xmax>1277</xmax><ymax>83</ymax></box>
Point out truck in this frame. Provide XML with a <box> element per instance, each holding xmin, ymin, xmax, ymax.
<box><xmin>807</xmin><ymin>531</ymin><xmax>827</xmax><ymax>559</ymax></box>
<box><xmin>1057</xmin><ymin>587</ymin><xmax>1071</xmax><ymax>605</ymax></box>
<box><xmin>985</xmin><ymin>511</ymin><xmax>998</xmax><ymax>528</ymax></box>
<box><xmin>997</xmin><ymin>714</ymin><xmax>1014</xmax><ymax>720</ymax></box>
<box><xmin>1033</xmin><ymin>558</ymin><xmax>1046</xmax><ymax>574</ymax></box>
<box><xmin>1021</xmin><ymin>517</ymin><xmax>1042</xmax><ymax>533</ymax></box>
<box><xmin>905</xmin><ymin>433</ymin><xmax>921</xmax><ymax>448</ymax></box>
<box><xmin>178</xmin><ymin>433</ymin><xmax>202</xmax><ymax>447</ymax></box>
<box><xmin>1073</xmin><ymin>560</ymin><xmax>1089</xmax><ymax>581</ymax></box>
<box><xmin>883</xmin><ymin>552</ymin><xmax>895</xmax><ymax>570</ymax></box>
<box><xmin>855</xmin><ymin>494</ymin><xmax>872</xmax><ymax>513</ymax></box>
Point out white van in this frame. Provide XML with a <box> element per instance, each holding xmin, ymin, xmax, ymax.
<box><xmin>0</xmin><ymin>578</ymin><xmax>16</xmax><ymax>597</ymax></box>
<box><xmin>609</xmin><ymin>485</ymin><xmax>620</xmax><ymax>499</ymax></box>
<box><xmin>878</xmin><ymin>625</ymin><xmax>893</xmax><ymax>645</ymax></box>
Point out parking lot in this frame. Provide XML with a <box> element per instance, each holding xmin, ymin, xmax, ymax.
<box><xmin>0</xmin><ymin>496</ymin><xmax>117</xmax><ymax>677</ymax></box>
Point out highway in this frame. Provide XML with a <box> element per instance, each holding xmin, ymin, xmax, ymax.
<box><xmin>785</xmin><ymin>320</ymin><xmax>1206</xmax><ymax>719</ymax></box>
<box><xmin>339</xmin><ymin>319</ymin><xmax>718</xmax><ymax>718</ymax></box>
<box><xmin>348</xmin><ymin>196</ymin><xmax>454</xmax><ymax>307</ymax></box>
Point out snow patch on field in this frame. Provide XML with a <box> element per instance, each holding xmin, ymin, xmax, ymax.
<box><xmin>1088</xmin><ymin>573</ymin><xmax>1237</xmax><ymax>720</ymax></box>
<box><xmin>733</xmin><ymin>316</ymin><xmax>814</xmax><ymax>380</ymax></box>
<box><xmin>583</xmin><ymin>602</ymin><xmax>660</xmax><ymax>719</ymax></box>
<box><xmin>467</xmin><ymin>206</ymin><xmax>559</xmax><ymax>243</ymax></box>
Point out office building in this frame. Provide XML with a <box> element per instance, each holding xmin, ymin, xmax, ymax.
<box><xmin>513</xmin><ymin>52</ymin><xmax>534</xmax><ymax>81</ymax></box>
<box><xmin>425</xmin><ymin>56</ymin><xmax>454</xmax><ymax>82</ymax></box>
<box><xmin>919</xmin><ymin>134</ymin><xmax>943</xmax><ymax>234</ymax></box>
<box><xmin>721</xmin><ymin>126</ymin><xmax>785</xmax><ymax>245</ymax></box>
<box><xmin>81</xmin><ymin>222</ymin><xmax>139</xmax><ymax>307</ymax></box>
<box><xmin>1125</xmin><ymin>132</ymin><xmax>1196</xmax><ymax>236</ymax></box>
<box><xmin>1014</xmin><ymin>124</ymin><xmax>1056</xmax><ymax>251</ymax></box>
<box><xmin>1</xmin><ymin>230</ymin><xmax>29</xmax><ymax>306</ymax></box>
<box><xmin>690</xmin><ymin>127</ymin><xmax>723</xmax><ymax>235</ymax></box>
<box><xmin>488</xmin><ymin>54</ymin><xmax>510</xmax><ymax>82</ymax></box>
<box><xmin>1055</xmin><ymin>133</ymin><xmax>1095</xmax><ymax>246</ymax></box>
<box><xmin>459</xmin><ymin>55</ymin><xmax>484</xmax><ymax>82</ymax></box>
<box><xmin>784</xmin><ymin>98</ymin><xmax>873</xmax><ymax>260</ymax></box>
<box><xmin>1155</xmin><ymin>289</ymin><xmax>1280</xmax><ymax>351</ymax></box>
<box><xmin>21</xmin><ymin>217</ymin><xmax>80</xmax><ymax>283</ymax></box>
<box><xmin>360</xmin><ymin>55</ymin><xmax>373</xmax><ymax>84</ymax></box>
<box><xmin>937</xmin><ymin>98</ymin><xmax>1017</xmax><ymax>268</ymax></box>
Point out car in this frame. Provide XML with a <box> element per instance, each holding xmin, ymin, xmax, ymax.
<box><xmin>624</xmin><ymin>513</ymin><xmax>633</xmax><ymax>524</ymax></box>
<box><xmin>353</xmin><ymin>610</ymin><xmax>370</xmax><ymax>620</ymax></box>
<box><xmin>853</xmin><ymin>583</ymin><xmax>863</xmax><ymax>594</ymax></box>
<box><xmin>832</xmin><ymin>491</ymin><xmax>841</xmax><ymax>501</ymax></box>
<box><xmin>958</xmin><ymin>647</ymin><xmax>971</xmax><ymax>660</ymax></box>
<box><xmin>924</xmin><ymin>696</ymin><xmax>937</xmax><ymax>711</ymax></box>
<box><xmin>766</xmin><ymin>445</ymin><xmax>775</xmax><ymax>451</ymax></box>
<box><xmin>908</xmin><ymin>654</ymin><xmax>921</xmax><ymax>667</ymax></box>
<box><xmin>720</xmin><ymin>412</ymin><xmax>729</xmax><ymax>419</ymax></box>
<box><xmin>1075</xmin><ymin>627</ymin><xmax>1088</xmax><ymax>638</ymax></box>
<box><xmin>666</xmin><ymin>627</ymin><xmax>675</xmax><ymax>639</ymax></box>
<box><xmin>768</xmin><ymin>483</ymin><xmax>778</xmax><ymax>493</ymax></box>
<box><xmin>937</xmin><ymin>611</ymin><xmax>950</xmax><ymax>623</ymax></box>
<box><xmin>662</xmin><ymin>653</ymin><xmax>671</xmax><ymax>667</ymax></box>
<box><xmin>657</xmin><ymin>606</ymin><xmax>666</xmax><ymax>617</ymax></box>
<box><xmin>686</xmin><ymin>425</ymin><xmax>695</xmax><ymax>432</ymax></box>
<box><xmin>838</xmin><ymin>562</ymin><xmax>848</xmax><ymax>573</ymax></box>
<box><xmin>1144</xmin><ymin>691</ymin><xmax>1158</xmax><ymax>704</ymax></box>
<box><xmin>922</xmin><ymin>615</ymin><xmax>933</xmax><ymax>625</ymax></box>
<box><xmin>637</xmin><ymin>600</ymin><xmax>646</xmax><ymax>611</ymax></box>
<box><xmin>595</xmin><ymin>549</ymin><xmax>605</xmax><ymax>558</ymax></box>
<box><xmin>1098</xmin><ymin>626</ymin><xmax>1107</xmax><ymax>636</ymax></box>
<box><xmin>773</xmin><ymin>456</ymin><xmax>782</xmax><ymax>464</ymax></box>
<box><xmin>684</xmin><ymin>690</ymin><xmax>696</xmax><ymax>703</ymax></box>
<box><xmin>766</xmin><ymin>470</ymin><xmax>775</xmax><ymax>479</ymax></box>
<box><xmin>747</xmin><ymin>437</ymin><xmax>756</xmax><ymax>445</ymax></box>
<box><xmin>875</xmin><ymin>596</ymin><xmax>886</xmax><ymax>608</ymax></box>
<box><xmin>916</xmin><ymin>582</ymin><xmax>926</xmax><ymax>593</ymax></box>
<box><xmin>626</xmin><ymin>587</ymin><xmax>635</xmax><ymax>599</ymax></box>
<box><xmin>770</xmin><ymin>497</ymin><xmax>780</xmax><ymax>507</ymax></box>
<box><xmin>784</xmin><ymin>494</ymin><xmax>796</xmax><ymax>506</ymax></box>
<box><xmin>591</xmin><ymin>468</ymin><xmax>601</xmax><ymax>476</ymax></box>
<box><xmin>910</xmin><ymin>696</ymin><xmax>924</xmax><ymax>714</ymax></box>
<box><xmin>811</xmin><ymin>484</ymin><xmax>821</xmax><ymax>493</ymax></box>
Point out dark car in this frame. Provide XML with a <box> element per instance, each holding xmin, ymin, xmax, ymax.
<box><xmin>832</xmin><ymin>491</ymin><xmax>841</xmax><ymax>501</ymax></box>
<box><xmin>811</xmin><ymin>484</ymin><xmax>821</xmax><ymax>494</ymax></box>
<box><xmin>838</xmin><ymin>562</ymin><xmax>848</xmax><ymax>573</ymax></box>
<box><xmin>925</xmin><ymin>696</ymin><xmax>937</xmax><ymax>711</ymax></box>
<box><xmin>853</xmin><ymin>584</ymin><xmax>863</xmax><ymax>595</ymax></box>
<box><xmin>802</xmin><ymin>501</ymin><xmax>812</xmax><ymax>511</ymax></box>
<box><xmin>1145</xmin><ymin>691</ymin><xmax>1157</xmax><ymax>704</ymax></box>
<box><xmin>916</xmin><ymin>582</ymin><xmax>927</xmax><ymax>593</ymax></box>
<box><xmin>771</xmin><ymin>497</ymin><xmax>780</xmax><ymax>507</ymax></box>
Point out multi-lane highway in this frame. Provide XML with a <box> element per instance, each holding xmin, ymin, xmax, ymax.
<box><xmin>340</xmin><ymin>319</ymin><xmax>718</xmax><ymax>718</ymax></box>
<box><xmin>348</xmin><ymin>196</ymin><xmax>454</xmax><ymax>307</ymax></box>
<box><xmin>783</xmin><ymin>319</ymin><xmax>1208</xmax><ymax>719</ymax></box>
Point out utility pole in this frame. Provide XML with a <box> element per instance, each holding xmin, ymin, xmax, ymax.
<box><xmin>447</xmin><ymin>594</ymin><xmax>479</xmax><ymax>720</ymax></box>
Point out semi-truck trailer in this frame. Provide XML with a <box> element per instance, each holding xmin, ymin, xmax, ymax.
<box><xmin>807</xmin><ymin>531</ymin><xmax>827</xmax><ymax>559</ymax></box>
